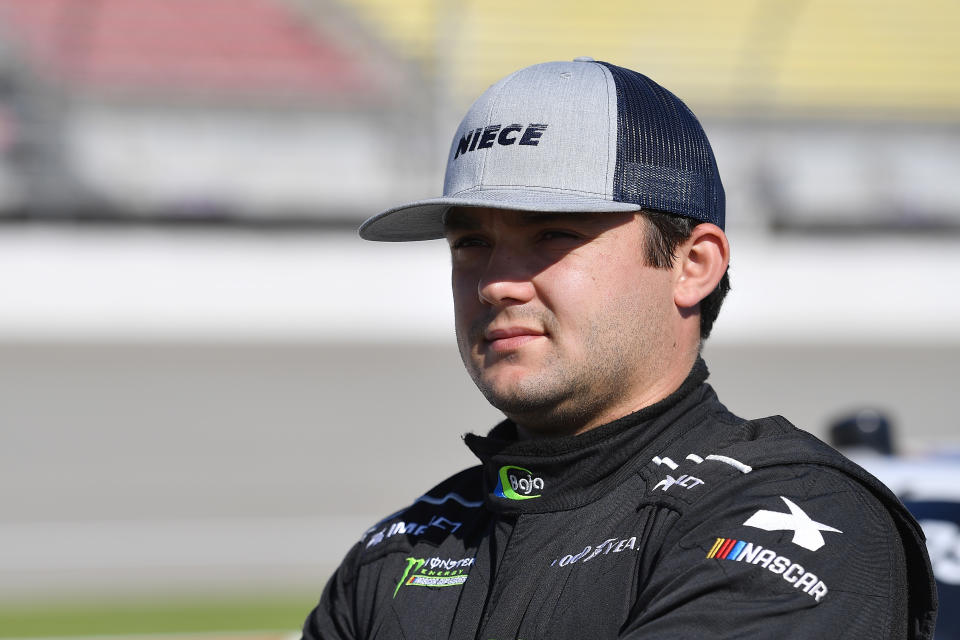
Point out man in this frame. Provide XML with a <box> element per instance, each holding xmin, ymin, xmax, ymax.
<box><xmin>303</xmin><ymin>59</ymin><xmax>937</xmax><ymax>639</ymax></box>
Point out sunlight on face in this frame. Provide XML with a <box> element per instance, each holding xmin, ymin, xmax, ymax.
<box><xmin>445</xmin><ymin>207</ymin><xmax>678</xmax><ymax>434</ymax></box>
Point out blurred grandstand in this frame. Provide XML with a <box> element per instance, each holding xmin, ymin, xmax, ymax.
<box><xmin>0</xmin><ymin>0</ymin><xmax>958</xmax><ymax>637</ymax></box>
<box><xmin>0</xmin><ymin>0</ymin><xmax>956</xmax><ymax>229</ymax></box>
<box><xmin>0</xmin><ymin>0</ymin><xmax>433</xmax><ymax>223</ymax></box>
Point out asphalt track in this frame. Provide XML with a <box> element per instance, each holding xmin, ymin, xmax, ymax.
<box><xmin>2</xmin><ymin>341</ymin><xmax>957</xmax><ymax>601</ymax></box>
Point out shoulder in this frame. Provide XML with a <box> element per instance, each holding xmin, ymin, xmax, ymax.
<box><xmin>355</xmin><ymin>465</ymin><xmax>487</xmax><ymax>558</ymax></box>
<box><xmin>640</xmin><ymin>414</ymin><xmax>909</xmax><ymax>540</ymax></box>
<box><xmin>304</xmin><ymin>468</ymin><xmax>487</xmax><ymax>638</ymax></box>
<box><xmin>636</xmin><ymin>415</ymin><xmax>921</xmax><ymax>631</ymax></box>
<box><xmin>639</xmin><ymin>413</ymin><xmax>893</xmax><ymax>511</ymax></box>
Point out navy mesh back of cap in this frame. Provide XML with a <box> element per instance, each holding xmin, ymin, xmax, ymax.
<box><xmin>599</xmin><ymin>62</ymin><xmax>725</xmax><ymax>229</ymax></box>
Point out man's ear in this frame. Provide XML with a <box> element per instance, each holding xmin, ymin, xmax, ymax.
<box><xmin>674</xmin><ymin>223</ymin><xmax>729</xmax><ymax>309</ymax></box>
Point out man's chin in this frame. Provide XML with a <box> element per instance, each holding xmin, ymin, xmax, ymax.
<box><xmin>473</xmin><ymin>363</ymin><xmax>538</xmax><ymax>398</ymax></box>
<box><xmin>474</xmin><ymin>375</ymin><xmax>564</xmax><ymax>418</ymax></box>
<box><xmin>486</xmin><ymin>394</ymin><xmax>557</xmax><ymax>421</ymax></box>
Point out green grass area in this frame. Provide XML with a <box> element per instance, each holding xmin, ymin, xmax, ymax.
<box><xmin>0</xmin><ymin>595</ymin><xmax>317</xmax><ymax>638</ymax></box>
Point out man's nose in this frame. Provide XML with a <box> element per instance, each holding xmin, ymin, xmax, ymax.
<box><xmin>477</xmin><ymin>248</ymin><xmax>536</xmax><ymax>306</ymax></box>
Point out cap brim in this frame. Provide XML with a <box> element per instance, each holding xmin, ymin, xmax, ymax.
<box><xmin>359</xmin><ymin>189</ymin><xmax>642</xmax><ymax>241</ymax></box>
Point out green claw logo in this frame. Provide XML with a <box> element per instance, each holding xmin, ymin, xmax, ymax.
<box><xmin>394</xmin><ymin>557</ymin><xmax>426</xmax><ymax>598</ymax></box>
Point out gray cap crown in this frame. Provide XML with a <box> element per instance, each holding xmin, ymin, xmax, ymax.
<box><xmin>359</xmin><ymin>59</ymin><xmax>724</xmax><ymax>241</ymax></box>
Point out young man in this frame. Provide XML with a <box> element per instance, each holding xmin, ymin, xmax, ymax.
<box><xmin>303</xmin><ymin>59</ymin><xmax>936</xmax><ymax>639</ymax></box>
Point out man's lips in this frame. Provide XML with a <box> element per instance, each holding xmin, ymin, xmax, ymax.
<box><xmin>483</xmin><ymin>327</ymin><xmax>546</xmax><ymax>353</ymax></box>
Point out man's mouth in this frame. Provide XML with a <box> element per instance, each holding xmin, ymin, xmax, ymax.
<box><xmin>483</xmin><ymin>327</ymin><xmax>546</xmax><ymax>353</ymax></box>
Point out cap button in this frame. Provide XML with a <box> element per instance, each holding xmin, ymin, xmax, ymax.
<box><xmin>572</xmin><ymin>56</ymin><xmax>595</xmax><ymax>62</ymax></box>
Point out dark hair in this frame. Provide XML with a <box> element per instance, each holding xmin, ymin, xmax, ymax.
<box><xmin>640</xmin><ymin>210</ymin><xmax>730</xmax><ymax>341</ymax></box>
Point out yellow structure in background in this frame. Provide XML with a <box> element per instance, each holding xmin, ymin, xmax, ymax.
<box><xmin>339</xmin><ymin>0</ymin><xmax>960</xmax><ymax>120</ymax></box>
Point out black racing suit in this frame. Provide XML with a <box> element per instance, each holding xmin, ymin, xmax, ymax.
<box><xmin>302</xmin><ymin>360</ymin><xmax>937</xmax><ymax>639</ymax></box>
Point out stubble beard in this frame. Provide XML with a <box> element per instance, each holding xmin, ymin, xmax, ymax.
<box><xmin>457</xmin><ymin>309</ymin><xmax>647</xmax><ymax>435</ymax></box>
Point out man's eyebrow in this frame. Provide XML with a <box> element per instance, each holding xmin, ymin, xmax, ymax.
<box><xmin>516</xmin><ymin>211</ymin><xmax>589</xmax><ymax>225</ymax></box>
<box><xmin>515</xmin><ymin>211</ymin><xmax>627</xmax><ymax>227</ymax></box>
<box><xmin>442</xmin><ymin>209</ymin><xmax>481</xmax><ymax>231</ymax></box>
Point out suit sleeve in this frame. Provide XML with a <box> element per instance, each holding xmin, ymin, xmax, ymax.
<box><xmin>621</xmin><ymin>465</ymin><xmax>910</xmax><ymax>639</ymax></box>
<box><xmin>301</xmin><ymin>547</ymin><xmax>360</xmax><ymax>640</ymax></box>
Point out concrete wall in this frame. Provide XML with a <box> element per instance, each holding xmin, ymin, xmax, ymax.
<box><xmin>3</xmin><ymin>339</ymin><xmax>957</xmax><ymax>601</ymax></box>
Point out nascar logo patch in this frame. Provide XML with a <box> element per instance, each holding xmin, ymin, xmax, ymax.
<box><xmin>707</xmin><ymin>537</ymin><xmax>829</xmax><ymax>602</ymax></box>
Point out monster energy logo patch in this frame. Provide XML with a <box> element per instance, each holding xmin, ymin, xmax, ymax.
<box><xmin>393</xmin><ymin>556</ymin><xmax>474</xmax><ymax>598</ymax></box>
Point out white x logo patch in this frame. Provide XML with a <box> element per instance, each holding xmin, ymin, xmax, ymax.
<box><xmin>744</xmin><ymin>496</ymin><xmax>842</xmax><ymax>551</ymax></box>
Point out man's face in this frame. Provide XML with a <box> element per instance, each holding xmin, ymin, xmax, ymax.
<box><xmin>444</xmin><ymin>207</ymin><xmax>679</xmax><ymax>435</ymax></box>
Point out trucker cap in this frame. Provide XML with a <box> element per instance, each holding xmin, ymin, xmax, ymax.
<box><xmin>359</xmin><ymin>58</ymin><xmax>724</xmax><ymax>241</ymax></box>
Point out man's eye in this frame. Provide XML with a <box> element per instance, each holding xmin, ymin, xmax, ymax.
<box><xmin>540</xmin><ymin>230</ymin><xmax>580</xmax><ymax>241</ymax></box>
<box><xmin>451</xmin><ymin>237</ymin><xmax>488</xmax><ymax>249</ymax></box>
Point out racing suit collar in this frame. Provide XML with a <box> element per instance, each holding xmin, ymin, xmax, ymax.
<box><xmin>464</xmin><ymin>357</ymin><xmax>719</xmax><ymax>514</ymax></box>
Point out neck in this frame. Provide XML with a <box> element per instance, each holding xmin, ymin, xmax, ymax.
<box><xmin>513</xmin><ymin>351</ymin><xmax>700</xmax><ymax>439</ymax></box>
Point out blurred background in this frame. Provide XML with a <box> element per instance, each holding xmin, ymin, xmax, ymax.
<box><xmin>0</xmin><ymin>0</ymin><xmax>958</xmax><ymax>637</ymax></box>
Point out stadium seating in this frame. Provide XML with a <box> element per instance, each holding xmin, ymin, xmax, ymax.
<box><xmin>339</xmin><ymin>0</ymin><xmax>960</xmax><ymax>119</ymax></box>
